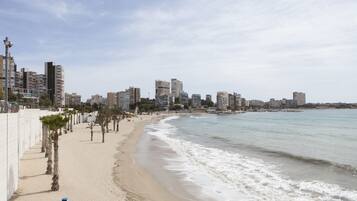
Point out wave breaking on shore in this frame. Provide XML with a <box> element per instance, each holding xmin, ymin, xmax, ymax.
<box><xmin>146</xmin><ymin>116</ymin><xmax>357</xmax><ymax>201</ymax></box>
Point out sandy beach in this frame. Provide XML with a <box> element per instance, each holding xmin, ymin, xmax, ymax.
<box><xmin>113</xmin><ymin>114</ymin><xmax>191</xmax><ymax>201</ymax></box>
<box><xmin>11</xmin><ymin>114</ymin><xmax>184</xmax><ymax>201</ymax></box>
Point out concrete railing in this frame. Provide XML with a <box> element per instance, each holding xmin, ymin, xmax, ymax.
<box><xmin>0</xmin><ymin>109</ymin><xmax>56</xmax><ymax>201</ymax></box>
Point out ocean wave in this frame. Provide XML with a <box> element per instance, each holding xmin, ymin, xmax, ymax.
<box><xmin>190</xmin><ymin>115</ymin><xmax>208</xmax><ymax>119</ymax></box>
<box><xmin>210</xmin><ymin>136</ymin><xmax>357</xmax><ymax>176</ymax></box>
<box><xmin>147</xmin><ymin>119</ymin><xmax>357</xmax><ymax>201</ymax></box>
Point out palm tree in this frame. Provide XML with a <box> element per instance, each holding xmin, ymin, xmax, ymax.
<box><xmin>41</xmin><ymin>116</ymin><xmax>52</xmax><ymax>174</ymax></box>
<box><xmin>70</xmin><ymin>110</ymin><xmax>74</xmax><ymax>132</ymax></box>
<box><xmin>89</xmin><ymin>122</ymin><xmax>95</xmax><ymax>141</ymax></box>
<box><xmin>112</xmin><ymin>115</ymin><xmax>118</xmax><ymax>132</ymax></box>
<box><xmin>63</xmin><ymin>108</ymin><xmax>70</xmax><ymax>133</ymax></box>
<box><xmin>41</xmin><ymin>114</ymin><xmax>69</xmax><ymax>191</ymax></box>
<box><xmin>41</xmin><ymin>121</ymin><xmax>48</xmax><ymax>153</ymax></box>
<box><xmin>105</xmin><ymin>109</ymin><xmax>111</xmax><ymax>133</ymax></box>
<box><xmin>96</xmin><ymin>110</ymin><xmax>110</xmax><ymax>143</ymax></box>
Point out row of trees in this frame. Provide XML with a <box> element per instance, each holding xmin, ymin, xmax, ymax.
<box><xmin>94</xmin><ymin>107</ymin><xmax>133</xmax><ymax>143</ymax></box>
<box><xmin>40</xmin><ymin>109</ymin><xmax>83</xmax><ymax>191</ymax></box>
<box><xmin>39</xmin><ymin>107</ymin><xmax>133</xmax><ymax>191</ymax></box>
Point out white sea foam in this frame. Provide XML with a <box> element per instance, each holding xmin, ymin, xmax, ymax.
<box><xmin>189</xmin><ymin>115</ymin><xmax>208</xmax><ymax>119</ymax></box>
<box><xmin>146</xmin><ymin>117</ymin><xmax>357</xmax><ymax>201</ymax></box>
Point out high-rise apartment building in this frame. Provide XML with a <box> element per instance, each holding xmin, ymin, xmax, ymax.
<box><xmin>90</xmin><ymin>94</ymin><xmax>105</xmax><ymax>105</ymax></box>
<box><xmin>171</xmin><ymin>78</ymin><xmax>183</xmax><ymax>101</ymax></box>
<box><xmin>23</xmin><ymin>69</ymin><xmax>37</xmax><ymax>93</ymax></box>
<box><xmin>228</xmin><ymin>92</ymin><xmax>242</xmax><ymax>110</ymax></box>
<box><xmin>35</xmin><ymin>74</ymin><xmax>47</xmax><ymax>96</ymax></box>
<box><xmin>293</xmin><ymin>92</ymin><xmax>306</xmax><ymax>106</ymax></box>
<box><xmin>206</xmin><ymin>95</ymin><xmax>212</xmax><ymax>103</ymax></box>
<box><xmin>117</xmin><ymin>90</ymin><xmax>130</xmax><ymax>111</ymax></box>
<box><xmin>179</xmin><ymin>91</ymin><xmax>189</xmax><ymax>106</ymax></box>
<box><xmin>107</xmin><ymin>92</ymin><xmax>117</xmax><ymax>108</ymax></box>
<box><xmin>128</xmin><ymin>87</ymin><xmax>141</xmax><ymax>105</ymax></box>
<box><xmin>45</xmin><ymin>62</ymin><xmax>64</xmax><ymax>106</ymax></box>
<box><xmin>217</xmin><ymin>91</ymin><xmax>229</xmax><ymax>111</ymax></box>
<box><xmin>0</xmin><ymin>55</ymin><xmax>17</xmax><ymax>94</ymax></box>
<box><xmin>191</xmin><ymin>94</ymin><xmax>201</xmax><ymax>108</ymax></box>
<box><xmin>155</xmin><ymin>80</ymin><xmax>170</xmax><ymax>108</ymax></box>
<box><xmin>0</xmin><ymin>56</ymin><xmax>3</xmax><ymax>98</ymax></box>
<box><xmin>65</xmin><ymin>93</ymin><xmax>81</xmax><ymax>106</ymax></box>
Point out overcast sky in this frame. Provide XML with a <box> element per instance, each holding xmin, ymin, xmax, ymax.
<box><xmin>1</xmin><ymin>0</ymin><xmax>357</xmax><ymax>102</ymax></box>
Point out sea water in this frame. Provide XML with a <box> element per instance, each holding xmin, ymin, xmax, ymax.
<box><xmin>138</xmin><ymin>110</ymin><xmax>357</xmax><ymax>201</ymax></box>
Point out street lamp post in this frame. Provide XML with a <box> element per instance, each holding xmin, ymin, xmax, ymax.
<box><xmin>3</xmin><ymin>37</ymin><xmax>13</xmax><ymax>113</ymax></box>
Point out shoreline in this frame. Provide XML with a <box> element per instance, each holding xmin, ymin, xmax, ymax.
<box><xmin>113</xmin><ymin>114</ymin><xmax>187</xmax><ymax>201</ymax></box>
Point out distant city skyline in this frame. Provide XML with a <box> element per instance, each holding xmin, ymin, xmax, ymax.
<box><xmin>1</xmin><ymin>0</ymin><xmax>357</xmax><ymax>102</ymax></box>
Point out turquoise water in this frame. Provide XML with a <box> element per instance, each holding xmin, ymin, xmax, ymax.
<box><xmin>144</xmin><ymin>109</ymin><xmax>357</xmax><ymax>201</ymax></box>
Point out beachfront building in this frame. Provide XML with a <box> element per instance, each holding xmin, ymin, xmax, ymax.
<box><xmin>293</xmin><ymin>92</ymin><xmax>306</xmax><ymax>106</ymax></box>
<box><xmin>242</xmin><ymin>98</ymin><xmax>249</xmax><ymax>109</ymax></box>
<box><xmin>115</xmin><ymin>87</ymin><xmax>141</xmax><ymax>111</ymax></box>
<box><xmin>65</xmin><ymin>93</ymin><xmax>81</xmax><ymax>106</ymax></box>
<box><xmin>128</xmin><ymin>87</ymin><xmax>141</xmax><ymax>106</ymax></box>
<box><xmin>191</xmin><ymin>94</ymin><xmax>201</xmax><ymax>108</ymax></box>
<box><xmin>107</xmin><ymin>92</ymin><xmax>117</xmax><ymax>108</ymax></box>
<box><xmin>117</xmin><ymin>90</ymin><xmax>130</xmax><ymax>111</ymax></box>
<box><xmin>21</xmin><ymin>69</ymin><xmax>47</xmax><ymax>98</ymax></box>
<box><xmin>192</xmin><ymin>94</ymin><xmax>201</xmax><ymax>108</ymax></box>
<box><xmin>155</xmin><ymin>80</ymin><xmax>170</xmax><ymax>109</ymax></box>
<box><xmin>249</xmin><ymin>100</ymin><xmax>265</xmax><ymax>108</ymax></box>
<box><xmin>179</xmin><ymin>91</ymin><xmax>189</xmax><ymax>106</ymax></box>
<box><xmin>0</xmin><ymin>56</ymin><xmax>3</xmax><ymax>98</ymax></box>
<box><xmin>171</xmin><ymin>78</ymin><xmax>183</xmax><ymax>103</ymax></box>
<box><xmin>217</xmin><ymin>91</ymin><xmax>229</xmax><ymax>111</ymax></box>
<box><xmin>206</xmin><ymin>94</ymin><xmax>212</xmax><ymax>102</ymax></box>
<box><xmin>90</xmin><ymin>94</ymin><xmax>105</xmax><ymax>105</ymax></box>
<box><xmin>0</xmin><ymin>55</ymin><xmax>17</xmax><ymax>96</ymax></box>
<box><xmin>228</xmin><ymin>92</ymin><xmax>242</xmax><ymax>111</ymax></box>
<box><xmin>269</xmin><ymin>98</ymin><xmax>282</xmax><ymax>108</ymax></box>
<box><xmin>45</xmin><ymin>62</ymin><xmax>64</xmax><ymax>106</ymax></box>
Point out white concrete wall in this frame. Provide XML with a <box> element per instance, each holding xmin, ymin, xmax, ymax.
<box><xmin>0</xmin><ymin>109</ymin><xmax>55</xmax><ymax>201</ymax></box>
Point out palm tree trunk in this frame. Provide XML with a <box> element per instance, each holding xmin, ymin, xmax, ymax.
<box><xmin>70</xmin><ymin>115</ymin><xmax>73</xmax><ymax>132</ymax></box>
<box><xmin>101</xmin><ymin>125</ymin><xmax>105</xmax><ymax>143</ymax></box>
<box><xmin>117</xmin><ymin>119</ymin><xmax>120</xmax><ymax>132</ymax></box>
<box><xmin>51</xmin><ymin>131</ymin><xmax>59</xmax><ymax>191</ymax></box>
<box><xmin>64</xmin><ymin>122</ymin><xmax>68</xmax><ymax>134</ymax></box>
<box><xmin>44</xmin><ymin>126</ymin><xmax>49</xmax><ymax>157</ymax></box>
<box><xmin>90</xmin><ymin>125</ymin><xmax>93</xmax><ymax>141</ymax></box>
<box><xmin>106</xmin><ymin>122</ymin><xmax>109</xmax><ymax>133</ymax></box>
<box><xmin>41</xmin><ymin>124</ymin><xmax>46</xmax><ymax>152</ymax></box>
<box><xmin>46</xmin><ymin>132</ymin><xmax>53</xmax><ymax>174</ymax></box>
<box><xmin>67</xmin><ymin>116</ymin><xmax>70</xmax><ymax>131</ymax></box>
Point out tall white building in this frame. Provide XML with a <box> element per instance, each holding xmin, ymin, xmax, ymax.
<box><xmin>171</xmin><ymin>78</ymin><xmax>183</xmax><ymax>101</ymax></box>
<box><xmin>217</xmin><ymin>91</ymin><xmax>229</xmax><ymax>111</ymax></box>
<box><xmin>155</xmin><ymin>80</ymin><xmax>170</xmax><ymax>108</ymax></box>
<box><xmin>117</xmin><ymin>90</ymin><xmax>130</xmax><ymax>111</ymax></box>
<box><xmin>293</xmin><ymin>92</ymin><xmax>306</xmax><ymax>106</ymax></box>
